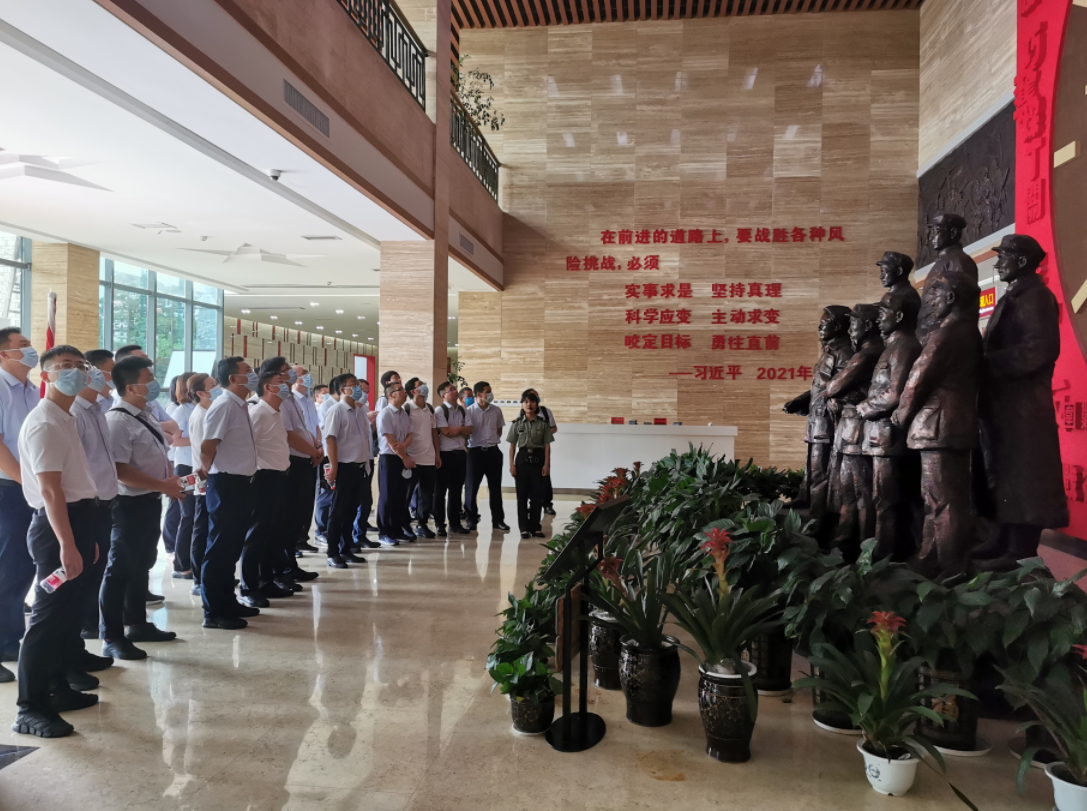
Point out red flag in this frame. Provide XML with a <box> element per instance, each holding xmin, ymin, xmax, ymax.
<box><xmin>40</xmin><ymin>291</ymin><xmax>55</xmax><ymax>397</ymax></box>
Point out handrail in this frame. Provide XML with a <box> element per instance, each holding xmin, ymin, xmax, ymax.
<box><xmin>335</xmin><ymin>0</ymin><xmax>427</xmax><ymax>109</ymax></box>
<box><xmin>450</xmin><ymin>94</ymin><xmax>500</xmax><ymax>201</ymax></box>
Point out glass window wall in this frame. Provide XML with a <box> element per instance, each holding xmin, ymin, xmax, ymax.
<box><xmin>0</xmin><ymin>231</ymin><xmax>31</xmax><ymax>329</ymax></box>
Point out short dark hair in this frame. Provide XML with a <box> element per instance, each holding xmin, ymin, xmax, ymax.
<box><xmin>84</xmin><ymin>348</ymin><xmax>113</xmax><ymax>368</ymax></box>
<box><xmin>0</xmin><ymin>327</ymin><xmax>22</xmax><ymax>349</ymax></box>
<box><xmin>312</xmin><ymin>384</ymin><xmax>328</xmax><ymax>400</ymax></box>
<box><xmin>114</xmin><ymin>344</ymin><xmax>143</xmax><ymax>360</ymax></box>
<box><xmin>438</xmin><ymin>381</ymin><xmax>453</xmax><ymax>396</ymax></box>
<box><xmin>257</xmin><ymin>369</ymin><xmax>280</xmax><ymax>397</ymax></box>
<box><xmin>329</xmin><ymin>373</ymin><xmax>352</xmax><ymax>396</ymax></box>
<box><xmin>520</xmin><ymin>389</ymin><xmax>540</xmax><ymax>405</ymax></box>
<box><xmin>40</xmin><ymin>345</ymin><xmax>84</xmax><ymax>370</ymax></box>
<box><xmin>259</xmin><ymin>356</ymin><xmax>288</xmax><ymax>376</ymax></box>
<box><xmin>380</xmin><ymin>370</ymin><xmax>400</xmax><ymax>388</ymax></box>
<box><xmin>460</xmin><ymin>387</ymin><xmax>472</xmax><ymax>397</ymax></box>
<box><xmin>113</xmin><ymin>355</ymin><xmax>154</xmax><ymax>393</ymax></box>
<box><xmin>405</xmin><ymin>377</ymin><xmax>421</xmax><ymax>395</ymax></box>
<box><xmin>217</xmin><ymin>356</ymin><xmax>244</xmax><ymax>388</ymax></box>
<box><xmin>473</xmin><ymin>381</ymin><xmax>491</xmax><ymax>396</ymax></box>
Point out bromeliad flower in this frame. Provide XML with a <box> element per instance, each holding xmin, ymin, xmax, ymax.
<box><xmin>596</xmin><ymin>556</ymin><xmax>625</xmax><ymax>594</ymax></box>
<box><xmin>701</xmin><ymin>527</ymin><xmax>733</xmax><ymax>596</ymax></box>
<box><xmin>576</xmin><ymin>503</ymin><xmax>595</xmax><ymax>518</ymax></box>
<box><xmin>868</xmin><ymin>610</ymin><xmax>906</xmax><ymax>702</ymax></box>
<box><xmin>868</xmin><ymin>611</ymin><xmax>907</xmax><ymax>638</ymax></box>
<box><xmin>1074</xmin><ymin>643</ymin><xmax>1087</xmax><ymax>663</ymax></box>
<box><xmin>613</xmin><ymin>467</ymin><xmax>629</xmax><ymax>479</ymax></box>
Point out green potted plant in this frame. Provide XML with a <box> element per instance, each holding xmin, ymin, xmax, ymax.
<box><xmin>663</xmin><ymin>529</ymin><xmax>783</xmax><ymax>762</ymax></box>
<box><xmin>794</xmin><ymin>611</ymin><xmax>976</xmax><ymax>806</ymax></box>
<box><xmin>488</xmin><ymin>586</ymin><xmax>561</xmax><ymax>735</ymax></box>
<box><xmin>588</xmin><ymin>555</ymin><xmax>625</xmax><ymax>690</ymax></box>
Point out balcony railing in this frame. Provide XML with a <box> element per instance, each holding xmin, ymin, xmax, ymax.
<box><xmin>335</xmin><ymin>0</ymin><xmax>427</xmax><ymax>109</ymax></box>
<box><xmin>450</xmin><ymin>95</ymin><xmax>500</xmax><ymax>200</ymax></box>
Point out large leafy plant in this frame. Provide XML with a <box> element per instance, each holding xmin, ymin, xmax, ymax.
<box><xmin>454</xmin><ymin>54</ymin><xmax>505</xmax><ymax>132</ymax></box>
<box><xmin>588</xmin><ymin>548</ymin><xmax>680</xmax><ymax>650</ymax></box>
<box><xmin>488</xmin><ymin>585</ymin><xmax>560</xmax><ymax>702</ymax></box>
<box><xmin>489</xmin><ymin>652</ymin><xmax>562</xmax><ymax>703</ymax></box>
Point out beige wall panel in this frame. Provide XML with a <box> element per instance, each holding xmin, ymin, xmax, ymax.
<box><xmin>379</xmin><ymin>242</ymin><xmax>449</xmax><ymax>393</ymax></box>
<box><xmin>30</xmin><ymin>243</ymin><xmax>100</xmax><ymax>356</ymax></box>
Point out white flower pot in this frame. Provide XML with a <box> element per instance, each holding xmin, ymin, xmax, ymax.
<box><xmin>1047</xmin><ymin>763</ymin><xmax>1087</xmax><ymax>811</ymax></box>
<box><xmin>857</xmin><ymin>740</ymin><xmax>920</xmax><ymax>796</ymax></box>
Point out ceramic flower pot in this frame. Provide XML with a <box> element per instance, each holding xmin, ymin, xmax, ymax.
<box><xmin>1048</xmin><ymin>763</ymin><xmax>1087</xmax><ymax>811</ymax></box>
<box><xmin>916</xmin><ymin>664</ymin><xmax>980</xmax><ymax>752</ymax></box>
<box><xmin>509</xmin><ymin>694</ymin><xmax>555</xmax><ymax>735</ymax></box>
<box><xmin>809</xmin><ymin>662</ymin><xmax>861</xmax><ymax>734</ymax></box>
<box><xmin>619</xmin><ymin>636</ymin><xmax>681</xmax><ymax>727</ymax></box>
<box><xmin>589</xmin><ymin>610</ymin><xmax>623</xmax><ymax>691</ymax></box>
<box><xmin>698</xmin><ymin>662</ymin><xmax>758</xmax><ymax>762</ymax></box>
<box><xmin>743</xmin><ymin>627</ymin><xmax>793</xmax><ymax>695</ymax></box>
<box><xmin>857</xmin><ymin>740</ymin><xmax>920</xmax><ymax>796</ymax></box>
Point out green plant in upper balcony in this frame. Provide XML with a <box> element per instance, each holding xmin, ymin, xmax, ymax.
<box><xmin>455</xmin><ymin>54</ymin><xmax>505</xmax><ymax>132</ymax></box>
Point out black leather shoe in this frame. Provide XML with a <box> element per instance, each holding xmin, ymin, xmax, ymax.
<box><xmin>520</xmin><ymin>531</ymin><xmax>531</xmax><ymax>539</ymax></box>
<box><xmin>12</xmin><ymin>711</ymin><xmax>73</xmax><ymax>738</ymax></box>
<box><xmin>145</xmin><ymin>591</ymin><xmax>165</xmax><ymax>606</ymax></box>
<box><xmin>450</xmin><ymin>524</ymin><xmax>470</xmax><ymax>535</ymax></box>
<box><xmin>78</xmin><ymin>650</ymin><xmax>113</xmax><ymax>672</ymax></box>
<box><xmin>418</xmin><ymin>524</ymin><xmax>436</xmax><ymax>539</ymax></box>
<box><xmin>327</xmin><ymin>556</ymin><xmax>347</xmax><ymax>569</ymax></box>
<box><xmin>126</xmin><ymin>623</ymin><xmax>177</xmax><ymax>643</ymax></box>
<box><xmin>0</xmin><ymin>643</ymin><xmax>19</xmax><ymax>662</ymax></box>
<box><xmin>171</xmin><ymin>571</ymin><xmax>193</xmax><ymax>580</ymax></box>
<box><xmin>290</xmin><ymin>569</ymin><xmax>319</xmax><ymax>582</ymax></box>
<box><xmin>232</xmin><ymin>604</ymin><xmax>261</xmax><ymax>618</ymax></box>
<box><xmin>345</xmin><ymin>553</ymin><xmax>367</xmax><ymax>563</ymax></box>
<box><xmin>355</xmin><ymin>538</ymin><xmax>380</xmax><ymax>549</ymax></box>
<box><xmin>240</xmin><ymin>594</ymin><xmax>269</xmax><ymax>609</ymax></box>
<box><xmin>51</xmin><ymin>689</ymin><xmax>99</xmax><ymax>712</ymax></box>
<box><xmin>436</xmin><ymin>525</ymin><xmax>448</xmax><ymax>537</ymax></box>
<box><xmin>275</xmin><ymin>580</ymin><xmax>303</xmax><ymax>593</ymax></box>
<box><xmin>365</xmin><ymin>522</ymin><xmax>378</xmax><ymax>533</ymax></box>
<box><xmin>262</xmin><ymin>584</ymin><xmax>293</xmax><ymax>598</ymax></box>
<box><xmin>67</xmin><ymin>671</ymin><xmax>99</xmax><ymax>692</ymax></box>
<box><xmin>494</xmin><ymin>521</ymin><xmax>511</xmax><ymax>531</ymax></box>
<box><xmin>543</xmin><ymin>506</ymin><xmax>557</xmax><ymax>516</ymax></box>
<box><xmin>103</xmin><ymin>639</ymin><xmax>147</xmax><ymax>660</ymax></box>
<box><xmin>298</xmin><ymin>541</ymin><xmax>318</xmax><ymax>552</ymax></box>
<box><xmin>465</xmin><ymin>522</ymin><xmax>477</xmax><ymax>532</ymax></box>
<box><xmin>396</xmin><ymin>534</ymin><xmax>416</xmax><ymax>543</ymax></box>
<box><xmin>401</xmin><ymin>526</ymin><xmax>416</xmax><ymax>539</ymax></box>
<box><xmin>533</xmin><ymin>531</ymin><xmax>547</xmax><ymax>538</ymax></box>
<box><xmin>0</xmin><ymin>663</ymin><xmax>13</xmax><ymax>683</ymax></box>
<box><xmin>203</xmin><ymin>616</ymin><xmax>247</xmax><ymax>630</ymax></box>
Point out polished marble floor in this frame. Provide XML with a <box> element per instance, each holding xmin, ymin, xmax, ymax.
<box><xmin>0</xmin><ymin>495</ymin><xmax>1057</xmax><ymax>810</ymax></box>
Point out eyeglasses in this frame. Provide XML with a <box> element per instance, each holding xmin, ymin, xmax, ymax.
<box><xmin>45</xmin><ymin>360</ymin><xmax>92</xmax><ymax>373</ymax></box>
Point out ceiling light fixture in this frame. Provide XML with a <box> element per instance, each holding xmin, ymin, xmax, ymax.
<box><xmin>241</xmin><ymin>309</ymin><xmax>251</xmax><ymax>314</ymax></box>
<box><xmin>335</xmin><ymin>330</ymin><xmax>342</xmax><ymax>334</ymax></box>
<box><xmin>309</xmin><ymin>302</ymin><xmax>319</xmax><ymax>307</ymax></box>
<box><xmin>301</xmin><ymin>235</ymin><xmax>342</xmax><ymax>241</ymax></box>
<box><xmin>352</xmin><ymin>333</ymin><xmax>358</xmax><ymax>337</ymax></box>
<box><xmin>294</xmin><ymin>321</ymin><xmax>303</xmax><ymax>325</ymax></box>
<box><xmin>335</xmin><ymin>309</ymin><xmax>344</xmax><ymax>314</ymax></box>
<box><xmin>270</xmin><ymin>316</ymin><xmax>278</xmax><ymax>320</ymax></box>
<box><xmin>316</xmin><ymin>326</ymin><xmax>324</xmax><ymax>330</ymax></box>
<box><xmin>357</xmin><ymin>315</ymin><xmax>365</xmax><ymax>320</ymax></box>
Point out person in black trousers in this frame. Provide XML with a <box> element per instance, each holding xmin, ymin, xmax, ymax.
<box><xmin>464</xmin><ymin>381</ymin><xmax>510</xmax><ymax>532</ymax></box>
<box><xmin>185</xmin><ymin>373</ymin><xmax>216</xmax><ymax>596</ymax></box>
<box><xmin>527</xmin><ymin>388</ymin><xmax>558</xmax><ymax>516</ymax></box>
<box><xmin>506</xmin><ymin>390</ymin><xmax>553</xmax><ymax>539</ymax></box>
<box><xmin>376</xmin><ymin>381</ymin><xmax>415</xmax><ymax>546</ymax></box>
<box><xmin>163</xmin><ymin>373</ymin><xmax>197</xmax><ymax>578</ymax></box>
<box><xmin>433</xmin><ymin>382</ymin><xmax>470</xmax><ymax>536</ymax></box>
<box><xmin>323</xmin><ymin>374</ymin><xmax>372</xmax><ymax>567</ymax></box>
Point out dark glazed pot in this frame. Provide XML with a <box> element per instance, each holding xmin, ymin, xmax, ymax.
<box><xmin>743</xmin><ymin>627</ymin><xmax>794</xmax><ymax>694</ymax></box>
<box><xmin>810</xmin><ymin>661</ymin><xmax>861</xmax><ymax>734</ymax></box>
<box><xmin>510</xmin><ymin>694</ymin><xmax>555</xmax><ymax>735</ymax></box>
<box><xmin>619</xmin><ymin>636</ymin><xmax>681</xmax><ymax>727</ymax></box>
<box><xmin>699</xmin><ymin>662</ymin><xmax>758</xmax><ymax>762</ymax></box>
<box><xmin>589</xmin><ymin>610</ymin><xmax>623</xmax><ymax>691</ymax></box>
<box><xmin>916</xmin><ymin>664</ymin><xmax>979</xmax><ymax>751</ymax></box>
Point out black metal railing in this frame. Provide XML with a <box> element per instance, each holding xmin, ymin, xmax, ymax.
<box><xmin>450</xmin><ymin>95</ymin><xmax>500</xmax><ymax>200</ymax></box>
<box><xmin>336</xmin><ymin>0</ymin><xmax>427</xmax><ymax>109</ymax></box>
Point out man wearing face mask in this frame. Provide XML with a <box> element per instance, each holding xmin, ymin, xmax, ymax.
<box><xmin>465</xmin><ymin>381</ymin><xmax>510</xmax><ymax>532</ymax></box>
<box><xmin>186</xmin><ymin>373</ymin><xmax>218</xmax><ymax>596</ymax></box>
<box><xmin>376</xmin><ymin>381</ymin><xmax>415</xmax><ymax>547</ymax></box>
<box><xmin>404</xmin><ymin>378</ymin><xmax>440</xmax><ymax>539</ymax></box>
<box><xmin>372</xmin><ymin>370</ymin><xmax>401</xmax><ymax>415</ymax></box>
<box><xmin>102</xmin><ymin>356</ymin><xmax>184</xmax><ymax>660</ymax></box>
<box><xmin>323</xmin><ymin>374</ymin><xmax>372</xmax><ymax>567</ymax></box>
<box><xmin>434</xmin><ymin>382</ymin><xmax>471</xmax><ymax>537</ymax></box>
<box><xmin>0</xmin><ymin>327</ymin><xmax>41</xmax><ymax>682</ymax></box>
<box><xmin>197</xmin><ymin>357</ymin><xmax>259</xmax><ymax>630</ymax></box>
<box><xmin>314</xmin><ymin>383</ymin><xmax>340</xmax><ymax>547</ymax></box>
<box><xmin>292</xmin><ymin>365</ymin><xmax>322</xmax><ymax>555</ymax></box>
<box><xmin>12</xmin><ymin>346</ymin><xmax>100</xmax><ymax>738</ymax></box>
<box><xmin>84</xmin><ymin>349</ymin><xmax>115</xmax><ymax>415</ymax></box>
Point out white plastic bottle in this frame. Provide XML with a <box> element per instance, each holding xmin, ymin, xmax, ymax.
<box><xmin>39</xmin><ymin>568</ymin><xmax>67</xmax><ymax>594</ymax></box>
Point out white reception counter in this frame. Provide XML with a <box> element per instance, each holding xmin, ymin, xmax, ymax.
<box><xmin>546</xmin><ymin>423</ymin><xmax>738</xmax><ymax>492</ymax></box>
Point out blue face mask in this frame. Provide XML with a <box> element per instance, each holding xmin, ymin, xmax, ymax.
<box><xmin>352</xmin><ymin>385</ymin><xmax>364</xmax><ymax>401</ymax></box>
<box><xmin>419</xmin><ymin>384</ymin><xmax>429</xmax><ymax>399</ymax></box>
<box><xmin>15</xmin><ymin>347</ymin><xmax>38</xmax><ymax>368</ymax></box>
<box><xmin>276</xmin><ymin>383</ymin><xmax>291</xmax><ymax>399</ymax></box>
<box><xmin>287</xmin><ymin>369</ymin><xmax>298</xmax><ymax>385</ymax></box>
<box><xmin>302</xmin><ymin>373</ymin><xmax>313</xmax><ymax>389</ymax></box>
<box><xmin>209</xmin><ymin>386</ymin><xmax>224</xmax><ymax>401</ymax></box>
<box><xmin>52</xmin><ymin>368</ymin><xmax>89</xmax><ymax>397</ymax></box>
<box><xmin>235</xmin><ymin>371</ymin><xmax>259</xmax><ymax>392</ymax></box>
<box><xmin>465</xmin><ymin>396</ymin><xmax>475</xmax><ymax>406</ymax></box>
<box><xmin>88</xmin><ymin>367</ymin><xmax>105</xmax><ymax>391</ymax></box>
<box><xmin>107</xmin><ymin>378</ymin><xmax>117</xmax><ymax>390</ymax></box>
<box><xmin>139</xmin><ymin>379</ymin><xmax>161</xmax><ymax>402</ymax></box>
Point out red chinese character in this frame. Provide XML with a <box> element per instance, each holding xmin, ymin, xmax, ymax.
<box><xmin>669</xmin><ymin>229</ymin><xmax>686</xmax><ymax>244</ymax></box>
<box><xmin>677</xmin><ymin>309</ymin><xmax>691</xmax><ymax>324</ymax></box>
<box><xmin>635</xmin><ymin>229</ymin><xmax>651</xmax><ymax>244</ymax></box>
<box><xmin>730</xmin><ymin>309</ymin><xmax>746</xmax><ymax>324</ymax></box>
<box><xmin>676</xmin><ymin>335</ymin><xmax>691</xmax><ymax>349</ymax></box>
<box><xmin>625</xmin><ymin>335</ymin><xmax>640</xmax><ymax>349</ymax></box>
<box><xmin>643</xmin><ymin>334</ymin><xmax>658</xmax><ymax>350</ymax></box>
<box><xmin>678</xmin><ymin>283</ymin><xmax>692</xmax><ymax>298</ymax></box>
<box><xmin>728</xmin><ymin>336</ymin><xmax>745</xmax><ymax>350</ymax></box>
<box><xmin>712</xmin><ymin>334</ymin><xmax>726</xmax><ymax>350</ymax></box>
<box><xmin>709</xmin><ymin>229</ymin><xmax>725</xmax><ymax>244</ymax></box>
<box><xmin>765</xmin><ymin>308</ymin><xmax>780</xmax><ymax>324</ymax></box>
<box><xmin>661</xmin><ymin>334</ymin><xmax>674</xmax><ymax>349</ymax></box>
<box><xmin>748</xmin><ymin>309</ymin><xmax>763</xmax><ymax>324</ymax></box>
<box><xmin>712</xmin><ymin>309</ymin><xmax>728</xmax><ymax>324</ymax></box>
<box><xmin>765</xmin><ymin>335</ymin><xmax>780</xmax><ymax>350</ymax></box>
<box><xmin>601</xmin><ymin>230</ymin><xmax>616</xmax><ymax>244</ymax></box>
<box><xmin>790</xmin><ymin>227</ymin><xmax>806</xmax><ymax>242</ymax></box>
<box><xmin>695</xmin><ymin>366</ymin><xmax>708</xmax><ymax>380</ymax></box>
<box><xmin>657</xmin><ymin>309</ymin><xmax>674</xmax><ymax>324</ymax></box>
<box><xmin>736</xmin><ymin>228</ymin><xmax>752</xmax><ymax>243</ymax></box>
<box><xmin>618</xmin><ymin>229</ymin><xmax>633</xmax><ymax>245</ymax></box>
<box><xmin>747</xmin><ymin>336</ymin><xmax>762</xmax><ymax>350</ymax></box>
<box><xmin>809</xmin><ymin>226</ymin><xmax>826</xmax><ymax>242</ymax></box>
<box><xmin>601</xmin><ymin>256</ymin><xmax>617</xmax><ymax>270</ymax></box>
<box><xmin>584</xmin><ymin>256</ymin><xmax>600</xmax><ymax>271</ymax></box>
<box><xmin>726</xmin><ymin>365</ymin><xmax>742</xmax><ymax>380</ymax></box>
<box><xmin>712</xmin><ymin>283</ymin><xmax>728</xmax><ymax>299</ymax></box>
<box><xmin>1026</xmin><ymin>179</ymin><xmax>1046</xmax><ymax>224</ymax></box>
<box><xmin>730</xmin><ymin>283</ymin><xmax>745</xmax><ymax>298</ymax></box>
<box><xmin>709</xmin><ymin>366</ymin><xmax>724</xmax><ymax>380</ymax></box>
<box><xmin>643</xmin><ymin>283</ymin><xmax>659</xmax><ymax>298</ymax></box>
<box><xmin>755</xmin><ymin>228</ymin><xmax>770</xmax><ymax>243</ymax></box>
<box><xmin>688</xmin><ymin>229</ymin><xmax>704</xmax><ymax>244</ymax></box>
<box><xmin>748</xmin><ymin>282</ymin><xmax>763</xmax><ymax>297</ymax></box>
<box><xmin>660</xmin><ymin>283</ymin><xmax>676</xmax><ymax>298</ymax></box>
<box><xmin>625</xmin><ymin>309</ymin><xmax>641</xmax><ymax>324</ymax></box>
<box><xmin>652</xmin><ymin>229</ymin><xmax>668</xmax><ymax>244</ymax></box>
<box><xmin>772</xmin><ymin>228</ymin><xmax>788</xmax><ymax>243</ymax></box>
<box><xmin>644</xmin><ymin>308</ymin><xmax>660</xmax><ymax>324</ymax></box>
<box><xmin>625</xmin><ymin>284</ymin><xmax>641</xmax><ymax>299</ymax></box>
<box><xmin>566</xmin><ymin>256</ymin><xmax>581</xmax><ymax>271</ymax></box>
<box><xmin>766</xmin><ymin>283</ymin><xmax>782</xmax><ymax>298</ymax></box>
<box><xmin>627</xmin><ymin>256</ymin><xmax>643</xmax><ymax>271</ymax></box>
<box><xmin>797</xmin><ymin>366</ymin><xmax>813</xmax><ymax>381</ymax></box>
<box><xmin>645</xmin><ymin>255</ymin><xmax>660</xmax><ymax>270</ymax></box>
<box><xmin>829</xmin><ymin>227</ymin><xmax>844</xmax><ymax>242</ymax></box>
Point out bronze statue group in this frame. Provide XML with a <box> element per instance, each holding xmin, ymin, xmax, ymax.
<box><xmin>784</xmin><ymin>213</ymin><xmax>1067</xmax><ymax>579</ymax></box>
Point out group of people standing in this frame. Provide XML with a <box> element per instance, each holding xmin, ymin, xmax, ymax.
<box><xmin>0</xmin><ymin>334</ymin><xmax>561</xmax><ymax>740</ymax></box>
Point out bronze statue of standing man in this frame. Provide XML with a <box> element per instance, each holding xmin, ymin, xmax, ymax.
<box><xmin>917</xmin><ymin>213</ymin><xmax>979</xmax><ymax>342</ymax></box>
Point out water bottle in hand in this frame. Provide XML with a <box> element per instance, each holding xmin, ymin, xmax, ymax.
<box><xmin>40</xmin><ymin>568</ymin><xmax>67</xmax><ymax>594</ymax></box>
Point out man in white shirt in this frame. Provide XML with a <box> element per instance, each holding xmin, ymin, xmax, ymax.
<box><xmin>102</xmin><ymin>356</ymin><xmax>183</xmax><ymax>662</ymax></box>
<box><xmin>372</xmin><ymin>370</ymin><xmax>401</xmax><ymax>415</ymax></box>
<box><xmin>112</xmin><ymin>345</ymin><xmax>180</xmax><ymax>441</ymax></box>
<box><xmin>404</xmin><ymin>377</ymin><xmax>441</xmax><ymax>539</ymax></box>
<box><xmin>0</xmin><ymin>327</ymin><xmax>41</xmax><ymax>683</ymax></box>
<box><xmin>323</xmin><ymin>374</ymin><xmax>372</xmax><ymax>567</ymax></box>
<box><xmin>465</xmin><ymin>381</ymin><xmax>510</xmax><ymax>532</ymax></box>
<box><xmin>528</xmin><ymin>388</ymin><xmax>559</xmax><ymax>516</ymax></box>
<box><xmin>13</xmin><ymin>345</ymin><xmax>100</xmax><ymax>738</ymax></box>
<box><xmin>314</xmin><ymin>385</ymin><xmax>338</xmax><ymax>545</ymax></box>
<box><xmin>241</xmin><ymin>370</ymin><xmax>293</xmax><ymax>606</ymax></box>
<box><xmin>197</xmin><ymin>357</ymin><xmax>259</xmax><ymax>631</ymax></box>
<box><xmin>350</xmin><ymin>377</ymin><xmax>378</xmax><ymax>548</ymax></box>
<box><xmin>376</xmin><ymin>381</ymin><xmax>414</xmax><ymax>547</ymax></box>
<box><xmin>434</xmin><ymin>382</ymin><xmax>472</xmax><ymax>537</ymax></box>
<box><xmin>291</xmin><ymin>364</ymin><xmax>322</xmax><ymax>556</ymax></box>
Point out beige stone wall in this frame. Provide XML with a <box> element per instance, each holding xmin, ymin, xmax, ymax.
<box><xmin>458</xmin><ymin>12</ymin><xmax>920</xmax><ymax>468</ymax></box>
<box><xmin>30</xmin><ymin>243</ymin><xmax>100</xmax><ymax>361</ymax></box>
<box><xmin>918</xmin><ymin>0</ymin><xmax>1017</xmax><ymax>169</ymax></box>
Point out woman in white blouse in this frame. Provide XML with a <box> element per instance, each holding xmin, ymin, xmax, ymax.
<box><xmin>186</xmin><ymin>373</ymin><xmax>218</xmax><ymax>595</ymax></box>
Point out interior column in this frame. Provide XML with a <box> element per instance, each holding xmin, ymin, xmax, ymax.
<box><xmin>30</xmin><ymin>242</ymin><xmax>100</xmax><ymax>354</ymax></box>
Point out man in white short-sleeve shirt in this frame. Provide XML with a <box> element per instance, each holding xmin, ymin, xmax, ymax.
<box><xmin>464</xmin><ymin>381</ymin><xmax>509</xmax><ymax>532</ymax></box>
<box><xmin>434</xmin><ymin>381</ymin><xmax>472</xmax><ymax>537</ymax></box>
<box><xmin>323</xmin><ymin>374</ymin><xmax>372</xmax><ymax>566</ymax></box>
<box><xmin>404</xmin><ymin>377</ymin><xmax>441</xmax><ymax>539</ymax></box>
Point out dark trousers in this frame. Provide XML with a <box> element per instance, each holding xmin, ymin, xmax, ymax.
<box><xmin>0</xmin><ymin>483</ymin><xmax>35</xmax><ymax>652</ymax></box>
<box><xmin>514</xmin><ymin>448</ymin><xmax>546</xmax><ymax>534</ymax></box>
<box><xmin>100</xmin><ymin>494</ymin><xmax>162</xmax><ymax>640</ymax></box>
<box><xmin>328</xmin><ymin>462</ymin><xmax>367</xmax><ymax>557</ymax></box>
<box><xmin>202</xmin><ymin>473</ymin><xmax>254</xmax><ymax>619</ymax></box>
<box><xmin>871</xmin><ymin>453</ymin><xmax>921</xmax><ymax>562</ymax></box>
<box><xmin>81</xmin><ymin>499</ymin><xmax>113</xmax><ymax>636</ymax></box>
<box><xmin>163</xmin><ymin>485</ymin><xmax>179</xmax><ymax>555</ymax></box>
<box><xmin>406</xmin><ymin>464</ymin><xmax>436</xmax><ymax>524</ymax></box>
<box><xmin>377</xmin><ymin>455</ymin><xmax>412</xmax><ymax>538</ymax></box>
<box><xmin>918</xmin><ymin>449</ymin><xmax>973</xmax><ymax>576</ymax></box>
<box><xmin>168</xmin><ymin>464</ymin><xmax>196</xmax><ymax>573</ymax></box>
<box><xmin>190</xmin><ymin>495</ymin><xmax>208</xmax><ymax>585</ymax></box>
<box><xmin>465</xmin><ymin>446</ymin><xmax>505</xmax><ymax>524</ymax></box>
<box><xmin>241</xmin><ymin>469</ymin><xmax>289</xmax><ymax>594</ymax></box>
<box><xmin>434</xmin><ymin>450</ymin><xmax>466</xmax><ymax>528</ymax></box>
<box><xmin>288</xmin><ymin>456</ymin><xmax>317</xmax><ymax>548</ymax></box>
<box><xmin>18</xmin><ymin>500</ymin><xmax>97</xmax><ymax>714</ymax></box>
<box><xmin>352</xmin><ymin>462</ymin><xmax>374</xmax><ymax>541</ymax></box>
<box><xmin>315</xmin><ymin>463</ymin><xmax>333</xmax><ymax>538</ymax></box>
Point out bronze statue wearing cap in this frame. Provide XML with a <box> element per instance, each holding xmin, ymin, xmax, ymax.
<box><xmin>892</xmin><ymin>270</ymin><xmax>982</xmax><ymax>577</ymax></box>
<box><xmin>975</xmin><ymin>234</ymin><xmax>1068</xmax><ymax>571</ymax></box>
<box><xmin>857</xmin><ymin>292</ymin><xmax>923</xmax><ymax>562</ymax></box>
<box><xmin>917</xmin><ymin>213</ymin><xmax>979</xmax><ymax>342</ymax></box>
<box><xmin>783</xmin><ymin>306</ymin><xmax>855</xmax><ymax>533</ymax></box>
<box><xmin>825</xmin><ymin>303</ymin><xmax>884</xmax><ymax>560</ymax></box>
<box><xmin>877</xmin><ymin>251</ymin><xmax>921</xmax><ymax>316</ymax></box>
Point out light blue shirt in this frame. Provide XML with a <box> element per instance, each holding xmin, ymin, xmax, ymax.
<box><xmin>376</xmin><ymin>404</ymin><xmax>411</xmax><ymax>456</ymax></box>
<box><xmin>203</xmin><ymin>389</ymin><xmax>257</xmax><ymax>476</ymax></box>
<box><xmin>324</xmin><ymin>400</ymin><xmax>372</xmax><ymax>468</ymax></box>
<box><xmin>294</xmin><ymin>391</ymin><xmax>320</xmax><ymax>442</ymax></box>
<box><xmin>166</xmin><ymin>402</ymin><xmax>196</xmax><ymax>468</ymax></box>
<box><xmin>280</xmin><ymin>393</ymin><xmax>309</xmax><ymax>458</ymax></box>
<box><xmin>0</xmin><ymin>368</ymin><xmax>40</xmax><ymax>481</ymax></box>
<box><xmin>106</xmin><ymin>399</ymin><xmax>170</xmax><ymax>497</ymax></box>
<box><xmin>74</xmin><ymin>395</ymin><xmax>119</xmax><ymax>501</ymax></box>
<box><xmin>466</xmin><ymin>403</ymin><xmax>506</xmax><ymax>448</ymax></box>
